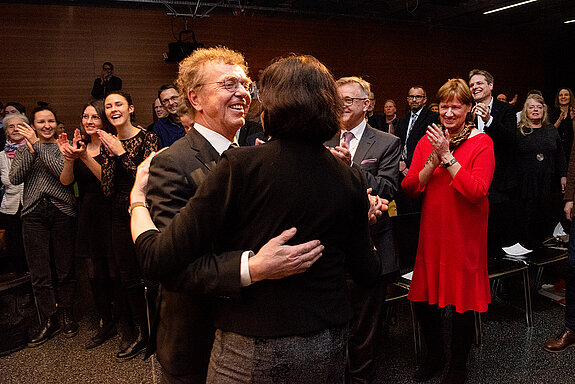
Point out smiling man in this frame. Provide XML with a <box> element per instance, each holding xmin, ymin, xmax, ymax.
<box><xmin>152</xmin><ymin>84</ymin><xmax>186</xmax><ymax>148</ymax></box>
<box><xmin>141</xmin><ymin>47</ymin><xmax>324</xmax><ymax>384</ymax></box>
<box><xmin>325</xmin><ymin>76</ymin><xmax>400</xmax><ymax>383</ymax></box>
<box><xmin>468</xmin><ymin>69</ymin><xmax>518</xmax><ymax>252</ymax></box>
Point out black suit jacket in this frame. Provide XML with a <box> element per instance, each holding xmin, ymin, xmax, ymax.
<box><xmin>326</xmin><ymin>125</ymin><xmax>401</xmax><ymax>275</ymax></box>
<box><xmin>137</xmin><ymin>138</ymin><xmax>380</xmax><ymax>337</ymax></box>
<box><xmin>90</xmin><ymin>75</ymin><xmax>122</xmax><ymax>100</ymax></box>
<box><xmin>143</xmin><ymin>128</ymin><xmax>242</xmax><ymax>376</ymax></box>
<box><xmin>395</xmin><ymin>107</ymin><xmax>439</xmax><ymax>168</ymax></box>
<box><xmin>480</xmin><ymin>99</ymin><xmax>519</xmax><ymax>199</ymax></box>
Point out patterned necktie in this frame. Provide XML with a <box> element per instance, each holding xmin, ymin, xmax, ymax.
<box><xmin>402</xmin><ymin>113</ymin><xmax>418</xmax><ymax>160</ymax></box>
<box><xmin>343</xmin><ymin>131</ymin><xmax>354</xmax><ymax>148</ymax></box>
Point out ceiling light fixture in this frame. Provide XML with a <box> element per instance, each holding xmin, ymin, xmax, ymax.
<box><xmin>565</xmin><ymin>19</ymin><xmax>575</xmax><ymax>24</ymax></box>
<box><xmin>483</xmin><ymin>0</ymin><xmax>538</xmax><ymax>15</ymax></box>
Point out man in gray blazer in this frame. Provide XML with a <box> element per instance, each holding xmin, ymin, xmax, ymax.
<box><xmin>142</xmin><ymin>47</ymin><xmax>324</xmax><ymax>384</ymax></box>
<box><xmin>326</xmin><ymin>76</ymin><xmax>400</xmax><ymax>384</ymax></box>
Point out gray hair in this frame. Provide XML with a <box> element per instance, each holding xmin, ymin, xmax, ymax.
<box><xmin>3</xmin><ymin>113</ymin><xmax>29</xmax><ymax>133</ymax></box>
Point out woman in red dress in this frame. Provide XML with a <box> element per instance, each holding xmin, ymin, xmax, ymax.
<box><xmin>402</xmin><ymin>78</ymin><xmax>495</xmax><ymax>384</ymax></box>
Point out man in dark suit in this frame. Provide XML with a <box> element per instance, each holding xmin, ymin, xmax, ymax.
<box><xmin>326</xmin><ymin>76</ymin><xmax>400</xmax><ymax>383</ymax></box>
<box><xmin>91</xmin><ymin>62</ymin><xmax>122</xmax><ymax>100</ymax></box>
<box><xmin>143</xmin><ymin>47</ymin><xmax>324</xmax><ymax>384</ymax></box>
<box><xmin>469</xmin><ymin>69</ymin><xmax>519</xmax><ymax>251</ymax></box>
<box><xmin>394</xmin><ymin>86</ymin><xmax>439</xmax><ymax>216</ymax></box>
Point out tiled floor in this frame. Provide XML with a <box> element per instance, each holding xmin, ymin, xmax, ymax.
<box><xmin>1</xmin><ymin>276</ymin><xmax>573</xmax><ymax>384</ymax></box>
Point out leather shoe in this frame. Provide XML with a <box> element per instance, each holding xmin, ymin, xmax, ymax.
<box><xmin>28</xmin><ymin>314</ymin><xmax>61</xmax><ymax>347</ymax></box>
<box><xmin>62</xmin><ymin>309</ymin><xmax>79</xmax><ymax>338</ymax></box>
<box><xmin>85</xmin><ymin>323</ymin><xmax>117</xmax><ymax>349</ymax></box>
<box><xmin>414</xmin><ymin>355</ymin><xmax>445</xmax><ymax>382</ymax></box>
<box><xmin>544</xmin><ymin>328</ymin><xmax>575</xmax><ymax>353</ymax></box>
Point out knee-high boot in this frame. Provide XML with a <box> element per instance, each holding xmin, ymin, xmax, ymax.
<box><xmin>413</xmin><ymin>301</ymin><xmax>446</xmax><ymax>382</ymax></box>
<box><xmin>442</xmin><ymin>310</ymin><xmax>475</xmax><ymax>384</ymax></box>
<box><xmin>116</xmin><ymin>283</ymin><xmax>149</xmax><ymax>361</ymax></box>
<box><xmin>85</xmin><ymin>278</ymin><xmax>117</xmax><ymax>349</ymax></box>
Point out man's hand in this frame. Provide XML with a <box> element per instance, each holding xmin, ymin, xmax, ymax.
<box><xmin>565</xmin><ymin>201</ymin><xmax>573</xmax><ymax>221</ymax></box>
<box><xmin>327</xmin><ymin>143</ymin><xmax>352</xmax><ymax>166</ymax></box>
<box><xmin>367</xmin><ymin>188</ymin><xmax>388</xmax><ymax>224</ymax></box>
<box><xmin>472</xmin><ymin>103</ymin><xmax>491</xmax><ymax>123</ymax></box>
<box><xmin>248</xmin><ymin>228</ymin><xmax>324</xmax><ymax>282</ymax></box>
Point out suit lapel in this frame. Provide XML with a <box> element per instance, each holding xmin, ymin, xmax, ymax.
<box><xmin>355</xmin><ymin>125</ymin><xmax>375</xmax><ymax>164</ymax></box>
<box><xmin>186</xmin><ymin>128</ymin><xmax>220</xmax><ymax>171</ymax></box>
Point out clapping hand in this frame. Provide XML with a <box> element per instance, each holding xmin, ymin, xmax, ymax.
<box><xmin>14</xmin><ymin>122</ymin><xmax>38</xmax><ymax>152</ymax></box>
<box><xmin>98</xmin><ymin>130</ymin><xmax>126</xmax><ymax>156</ymax></box>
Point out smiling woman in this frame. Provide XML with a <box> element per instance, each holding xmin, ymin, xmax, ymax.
<box><xmin>97</xmin><ymin>90</ymin><xmax>158</xmax><ymax>360</ymax></box>
<box><xmin>8</xmin><ymin>106</ymin><xmax>79</xmax><ymax>346</ymax></box>
<box><xmin>402</xmin><ymin>78</ymin><xmax>495</xmax><ymax>383</ymax></box>
<box><xmin>515</xmin><ymin>94</ymin><xmax>567</xmax><ymax>248</ymax></box>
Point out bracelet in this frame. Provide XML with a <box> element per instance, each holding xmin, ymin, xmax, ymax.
<box><xmin>128</xmin><ymin>201</ymin><xmax>149</xmax><ymax>216</ymax></box>
<box><xmin>440</xmin><ymin>157</ymin><xmax>458</xmax><ymax>168</ymax></box>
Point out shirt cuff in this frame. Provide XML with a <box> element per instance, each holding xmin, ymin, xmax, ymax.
<box><xmin>240</xmin><ymin>250</ymin><xmax>254</xmax><ymax>287</ymax></box>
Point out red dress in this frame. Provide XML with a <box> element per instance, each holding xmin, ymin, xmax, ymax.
<box><xmin>401</xmin><ymin>132</ymin><xmax>495</xmax><ymax>313</ymax></box>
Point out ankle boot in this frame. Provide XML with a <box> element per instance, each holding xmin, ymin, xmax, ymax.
<box><xmin>85</xmin><ymin>321</ymin><xmax>117</xmax><ymax>349</ymax></box>
<box><xmin>28</xmin><ymin>313</ymin><xmax>61</xmax><ymax>347</ymax></box>
<box><xmin>62</xmin><ymin>308</ymin><xmax>79</xmax><ymax>338</ymax></box>
<box><xmin>116</xmin><ymin>323</ymin><xmax>148</xmax><ymax>360</ymax></box>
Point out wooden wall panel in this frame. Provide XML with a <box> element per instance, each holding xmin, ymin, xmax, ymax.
<box><xmin>0</xmin><ymin>3</ymin><xmax>547</xmax><ymax>129</ymax></box>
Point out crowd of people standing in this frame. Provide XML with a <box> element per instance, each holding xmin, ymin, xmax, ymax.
<box><xmin>1</xmin><ymin>49</ymin><xmax>574</xmax><ymax>384</ymax></box>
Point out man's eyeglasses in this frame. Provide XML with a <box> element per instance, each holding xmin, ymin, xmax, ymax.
<box><xmin>161</xmin><ymin>96</ymin><xmax>180</xmax><ymax>106</ymax></box>
<box><xmin>341</xmin><ymin>97</ymin><xmax>367</xmax><ymax>106</ymax></box>
<box><xmin>199</xmin><ymin>77</ymin><xmax>253</xmax><ymax>94</ymax></box>
<box><xmin>407</xmin><ymin>95</ymin><xmax>425</xmax><ymax>100</ymax></box>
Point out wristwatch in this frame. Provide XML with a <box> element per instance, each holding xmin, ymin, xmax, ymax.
<box><xmin>128</xmin><ymin>201</ymin><xmax>149</xmax><ymax>216</ymax></box>
<box><xmin>440</xmin><ymin>158</ymin><xmax>458</xmax><ymax>168</ymax></box>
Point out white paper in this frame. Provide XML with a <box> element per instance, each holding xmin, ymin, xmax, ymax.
<box><xmin>553</xmin><ymin>222</ymin><xmax>567</xmax><ymax>237</ymax></box>
<box><xmin>502</xmin><ymin>243</ymin><xmax>532</xmax><ymax>256</ymax></box>
<box><xmin>402</xmin><ymin>271</ymin><xmax>413</xmax><ymax>281</ymax></box>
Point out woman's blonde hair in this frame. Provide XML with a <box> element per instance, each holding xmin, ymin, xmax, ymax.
<box><xmin>518</xmin><ymin>94</ymin><xmax>549</xmax><ymax>136</ymax></box>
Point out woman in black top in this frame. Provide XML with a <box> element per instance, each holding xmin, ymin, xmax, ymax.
<box><xmin>99</xmin><ymin>91</ymin><xmax>158</xmax><ymax>360</ymax></box>
<box><xmin>58</xmin><ymin>100</ymin><xmax>117</xmax><ymax>349</ymax></box>
<box><xmin>517</xmin><ymin>94</ymin><xmax>567</xmax><ymax>247</ymax></box>
<box><xmin>131</xmin><ymin>55</ymin><xmax>379</xmax><ymax>383</ymax></box>
<box><xmin>550</xmin><ymin>88</ymin><xmax>575</xmax><ymax>162</ymax></box>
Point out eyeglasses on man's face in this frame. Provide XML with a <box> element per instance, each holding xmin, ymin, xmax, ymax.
<box><xmin>161</xmin><ymin>95</ymin><xmax>180</xmax><ymax>106</ymax></box>
<box><xmin>407</xmin><ymin>95</ymin><xmax>425</xmax><ymax>100</ymax></box>
<box><xmin>341</xmin><ymin>97</ymin><xmax>367</xmax><ymax>106</ymax></box>
<box><xmin>199</xmin><ymin>77</ymin><xmax>253</xmax><ymax>94</ymax></box>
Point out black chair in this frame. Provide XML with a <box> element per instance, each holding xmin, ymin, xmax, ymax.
<box><xmin>487</xmin><ymin>256</ymin><xmax>533</xmax><ymax>327</ymax></box>
<box><xmin>528</xmin><ymin>243</ymin><xmax>568</xmax><ymax>292</ymax></box>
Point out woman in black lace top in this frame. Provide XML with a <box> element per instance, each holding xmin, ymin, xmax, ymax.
<box><xmin>99</xmin><ymin>91</ymin><xmax>158</xmax><ymax>360</ymax></box>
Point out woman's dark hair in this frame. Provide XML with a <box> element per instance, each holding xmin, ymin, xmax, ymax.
<box><xmin>6</xmin><ymin>102</ymin><xmax>26</xmax><ymax>115</ymax></box>
<box><xmin>79</xmin><ymin>99</ymin><xmax>116</xmax><ymax>142</ymax></box>
<box><xmin>31</xmin><ymin>105</ymin><xmax>58</xmax><ymax>124</ymax></box>
<box><xmin>105</xmin><ymin>90</ymin><xmax>136</xmax><ymax>123</ymax></box>
<box><xmin>259</xmin><ymin>55</ymin><xmax>341</xmax><ymax>143</ymax></box>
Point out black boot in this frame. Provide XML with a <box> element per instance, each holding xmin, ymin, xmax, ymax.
<box><xmin>413</xmin><ymin>302</ymin><xmax>446</xmax><ymax>382</ymax></box>
<box><xmin>62</xmin><ymin>308</ymin><xmax>79</xmax><ymax>338</ymax></box>
<box><xmin>442</xmin><ymin>310</ymin><xmax>474</xmax><ymax>384</ymax></box>
<box><xmin>28</xmin><ymin>313</ymin><xmax>61</xmax><ymax>347</ymax></box>
<box><xmin>116</xmin><ymin>324</ymin><xmax>148</xmax><ymax>360</ymax></box>
<box><xmin>86</xmin><ymin>321</ymin><xmax>117</xmax><ymax>349</ymax></box>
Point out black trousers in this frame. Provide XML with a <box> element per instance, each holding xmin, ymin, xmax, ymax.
<box><xmin>22</xmin><ymin>199</ymin><xmax>76</xmax><ymax>318</ymax></box>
